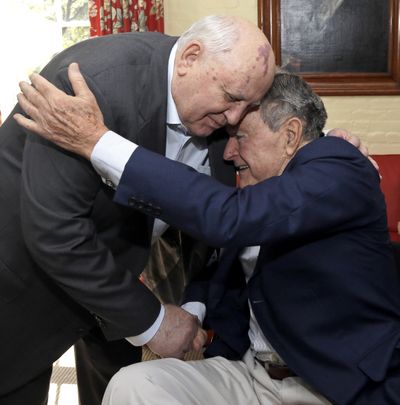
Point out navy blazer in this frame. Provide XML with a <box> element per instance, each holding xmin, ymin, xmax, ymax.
<box><xmin>115</xmin><ymin>136</ymin><xmax>400</xmax><ymax>404</ymax></box>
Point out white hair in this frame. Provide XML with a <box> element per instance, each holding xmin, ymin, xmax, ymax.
<box><xmin>176</xmin><ymin>15</ymin><xmax>241</xmax><ymax>56</ymax></box>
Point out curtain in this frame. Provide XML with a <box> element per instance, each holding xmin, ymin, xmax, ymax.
<box><xmin>89</xmin><ymin>0</ymin><xmax>164</xmax><ymax>36</ymax></box>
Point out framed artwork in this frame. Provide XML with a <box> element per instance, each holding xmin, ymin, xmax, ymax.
<box><xmin>258</xmin><ymin>0</ymin><xmax>400</xmax><ymax>95</ymax></box>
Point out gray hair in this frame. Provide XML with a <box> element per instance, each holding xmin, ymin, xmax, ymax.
<box><xmin>260</xmin><ymin>72</ymin><xmax>327</xmax><ymax>141</ymax></box>
<box><xmin>176</xmin><ymin>15</ymin><xmax>241</xmax><ymax>56</ymax></box>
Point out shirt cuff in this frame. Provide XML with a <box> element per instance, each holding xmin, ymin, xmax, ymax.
<box><xmin>181</xmin><ymin>301</ymin><xmax>206</xmax><ymax>324</ymax></box>
<box><xmin>90</xmin><ymin>131</ymin><xmax>138</xmax><ymax>188</ymax></box>
<box><xmin>125</xmin><ymin>305</ymin><xmax>165</xmax><ymax>346</ymax></box>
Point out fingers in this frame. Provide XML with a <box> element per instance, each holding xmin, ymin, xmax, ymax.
<box><xmin>358</xmin><ymin>142</ymin><xmax>369</xmax><ymax>158</ymax></box>
<box><xmin>16</xmin><ymin>91</ymin><xmax>36</xmax><ymax>120</ymax></box>
<box><xmin>15</xmin><ymin>92</ymin><xmax>50</xmax><ymax>140</ymax></box>
<box><xmin>327</xmin><ymin>128</ymin><xmax>373</xmax><ymax>160</ymax></box>
<box><xmin>345</xmin><ymin>133</ymin><xmax>361</xmax><ymax>149</ymax></box>
<box><xmin>368</xmin><ymin>156</ymin><xmax>381</xmax><ymax>175</ymax></box>
<box><xmin>327</xmin><ymin>128</ymin><xmax>359</xmax><ymax>146</ymax></box>
<box><xmin>147</xmin><ymin>305</ymin><xmax>200</xmax><ymax>359</ymax></box>
<box><xmin>29</xmin><ymin>71</ymin><xmax>65</xmax><ymax>100</ymax></box>
<box><xmin>18</xmin><ymin>81</ymin><xmax>47</xmax><ymax>118</ymax></box>
<box><xmin>13</xmin><ymin>112</ymin><xmax>44</xmax><ymax>137</ymax></box>
<box><xmin>191</xmin><ymin>327</ymin><xmax>208</xmax><ymax>352</ymax></box>
<box><xmin>68</xmin><ymin>63</ymin><xmax>93</xmax><ymax>100</ymax></box>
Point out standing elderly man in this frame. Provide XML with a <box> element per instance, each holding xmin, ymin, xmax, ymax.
<box><xmin>1</xmin><ymin>15</ymin><xmax>275</xmax><ymax>405</ymax></box>
<box><xmin>20</xmin><ymin>71</ymin><xmax>399</xmax><ymax>404</ymax></box>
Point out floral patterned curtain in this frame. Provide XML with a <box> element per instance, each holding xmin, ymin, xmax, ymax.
<box><xmin>89</xmin><ymin>0</ymin><xmax>164</xmax><ymax>36</ymax></box>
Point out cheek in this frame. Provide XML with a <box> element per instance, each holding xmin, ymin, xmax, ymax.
<box><xmin>249</xmin><ymin>155</ymin><xmax>276</xmax><ymax>180</ymax></box>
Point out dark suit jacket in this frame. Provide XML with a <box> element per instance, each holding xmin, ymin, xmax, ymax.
<box><xmin>0</xmin><ymin>32</ymin><xmax>234</xmax><ymax>395</ymax></box>
<box><xmin>114</xmin><ymin>136</ymin><xmax>400</xmax><ymax>404</ymax></box>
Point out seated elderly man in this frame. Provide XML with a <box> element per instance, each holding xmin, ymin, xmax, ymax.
<box><xmin>96</xmin><ymin>73</ymin><xmax>400</xmax><ymax>405</ymax></box>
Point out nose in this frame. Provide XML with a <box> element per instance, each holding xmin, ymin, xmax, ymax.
<box><xmin>224</xmin><ymin>103</ymin><xmax>248</xmax><ymax>125</ymax></box>
<box><xmin>223</xmin><ymin>136</ymin><xmax>239</xmax><ymax>161</ymax></box>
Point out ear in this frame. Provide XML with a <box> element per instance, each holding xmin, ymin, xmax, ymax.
<box><xmin>175</xmin><ymin>41</ymin><xmax>202</xmax><ymax>76</ymax></box>
<box><xmin>283</xmin><ymin>117</ymin><xmax>303</xmax><ymax>157</ymax></box>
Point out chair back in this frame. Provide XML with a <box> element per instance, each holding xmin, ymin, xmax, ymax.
<box><xmin>371</xmin><ymin>155</ymin><xmax>400</xmax><ymax>242</ymax></box>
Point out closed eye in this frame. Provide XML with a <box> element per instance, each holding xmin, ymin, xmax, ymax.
<box><xmin>225</xmin><ymin>92</ymin><xmax>244</xmax><ymax>103</ymax></box>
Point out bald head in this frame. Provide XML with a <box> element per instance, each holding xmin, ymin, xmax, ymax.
<box><xmin>173</xmin><ymin>15</ymin><xmax>275</xmax><ymax>137</ymax></box>
<box><xmin>177</xmin><ymin>16</ymin><xmax>274</xmax><ymax>85</ymax></box>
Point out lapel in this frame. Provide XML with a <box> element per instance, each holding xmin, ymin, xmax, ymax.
<box><xmin>136</xmin><ymin>35</ymin><xmax>178</xmax><ymax>156</ymax></box>
<box><xmin>208</xmin><ymin>247</ymin><xmax>242</xmax><ymax>309</ymax></box>
<box><xmin>216</xmin><ymin>248</ymin><xmax>241</xmax><ymax>281</ymax></box>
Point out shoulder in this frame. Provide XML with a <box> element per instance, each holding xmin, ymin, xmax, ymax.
<box><xmin>289</xmin><ymin>136</ymin><xmax>376</xmax><ymax>177</ymax></box>
<box><xmin>285</xmin><ymin>136</ymin><xmax>381</xmax><ymax>204</ymax></box>
<box><xmin>41</xmin><ymin>32</ymin><xmax>177</xmax><ymax>80</ymax></box>
<box><xmin>296</xmin><ymin>136</ymin><xmax>363</xmax><ymax>162</ymax></box>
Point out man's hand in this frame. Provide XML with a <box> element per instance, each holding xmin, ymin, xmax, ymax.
<box><xmin>147</xmin><ymin>304</ymin><xmax>206</xmax><ymax>359</ymax></box>
<box><xmin>14</xmin><ymin>63</ymin><xmax>107</xmax><ymax>160</ymax></box>
<box><xmin>327</xmin><ymin>128</ymin><xmax>379</xmax><ymax>172</ymax></box>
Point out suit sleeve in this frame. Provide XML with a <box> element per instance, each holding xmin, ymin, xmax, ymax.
<box><xmin>20</xmin><ymin>69</ymin><xmax>161</xmax><ymax>339</ymax></box>
<box><xmin>114</xmin><ymin>139</ymin><xmax>382</xmax><ymax>249</ymax></box>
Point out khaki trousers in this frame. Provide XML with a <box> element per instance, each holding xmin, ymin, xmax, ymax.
<box><xmin>102</xmin><ymin>350</ymin><xmax>331</xmax><ymax>405</ymax></box>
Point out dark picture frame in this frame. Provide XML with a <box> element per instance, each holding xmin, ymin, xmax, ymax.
<box><xmin>258</xmin><ymin>0</ymin><xmax>400</xmax><ymax>95</ymax></box>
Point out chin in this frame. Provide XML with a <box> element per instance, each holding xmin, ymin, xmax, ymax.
<box><xmin>238</xmin><ymin>174</ymin><xmax>257</xmax><ymax>188</ymax></box>
<box><xmin>238</xmin><ymin>177</ymin><xmax>250</xmax><ymax>188</ymax></box>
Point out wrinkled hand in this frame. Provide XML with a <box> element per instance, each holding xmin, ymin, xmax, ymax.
<box><xmin>327</xmin><ymin>128</ymin><xmax>379</xmax><ymax>172</ymax></box>
<box><xmin>147</xmin><ymin>304</ymin><xmax>207</xmax><ymax>359</ymax></box>
<box><xmin>14</xmin><ymin>63</ymin><xmax>107</xmax><ymax>160</ymax></box>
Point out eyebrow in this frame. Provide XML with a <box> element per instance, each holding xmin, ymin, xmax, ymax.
<box><xmin>226</xmin><ymin>91</ymin><xmax>245</xmax><ymax>101</ymax></box>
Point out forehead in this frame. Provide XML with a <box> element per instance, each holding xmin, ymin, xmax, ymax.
<box><xmin>229</xmin><ymin>39</ymin><xmax>274</xmax><ymax>86</ymax></box>
<box><xmin>209</xmin><ymin>42</ymin><xmax>273</xmax><ymax>95</ymax></box>
<box><xmin>218</xmin><ymin>71</ymin><xmax>267</xmax><ymax>107</ymax></box>
<box><xmin>237</xmin><ymin>109</ymin><xmax>266</xmax><ymax>133</ymax></box>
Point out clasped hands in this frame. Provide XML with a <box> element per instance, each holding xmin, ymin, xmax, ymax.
<box><xmin>146</xmin><ymin>304</ymin><xmax>208</xmax><ymax>360</ymax></box>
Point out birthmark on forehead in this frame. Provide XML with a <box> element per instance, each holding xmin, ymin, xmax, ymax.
<box><xmin>257</xmin><ymin>44</ymin><xmax>270</xmax><ymax>74</ymax></box>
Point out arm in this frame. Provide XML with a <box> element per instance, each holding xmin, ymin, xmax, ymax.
<box><xmin>19</xmin><ymin>67</ymin><xmax>163</xmax><ymax>339</ymax></box>
<box><xmin>18</xmin><ymin>64</ymin><xmax>203</xmax><ymax>357</ymax></box>
<box><xmin>115</xmin><ymin>139</ymin><xmax>380</xmax><ymax>248</ymax></box>
<box><xmin>14</xmin><ymin>63</ymin><xmax>375</xmax><ymax>174</ymax></box>
<box><xmin>14</xmin><ymin>64</ymin><xmax>379</xmax><ymax>247</ymax></box>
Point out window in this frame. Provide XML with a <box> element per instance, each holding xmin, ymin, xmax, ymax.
<box><xmin>25</xmin><ymin>0</ymin><xmax>89</xmax><ymax>49</ymax></box>
<box><xmin>0</xmin><ymin>0</ymin><xmax>89</xmax><ymax>120</ymax></box>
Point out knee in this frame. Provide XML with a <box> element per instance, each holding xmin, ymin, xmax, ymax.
<box><xmin>102</xmin><ymin>363</ymin><xmax>151</xmax><ymax>404</ymax></box>
<box><xmin>102</xmin><ymin>360</ymin><xmax>173</xmax><ymax>404</ymax></box>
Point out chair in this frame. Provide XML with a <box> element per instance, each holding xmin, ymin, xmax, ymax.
<box><xmin>371</xmin><ymin>155</ymin><xmax>400</xmax><ymax>243</ymax></box>
<box><xmin>392</xmin><ymin>241</ymin><xmax>400</xmax><ymax>271</ymax></box>
<box><xmin>371</xmin><ymin>155</ymin><xmax>400</xmax><ymax>272</ymax></box>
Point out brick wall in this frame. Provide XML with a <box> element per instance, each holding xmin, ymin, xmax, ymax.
<box><xmin>323</xmin><ymin>96</ymin><xmax>400</xmax><ymax>154</ymax></box>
